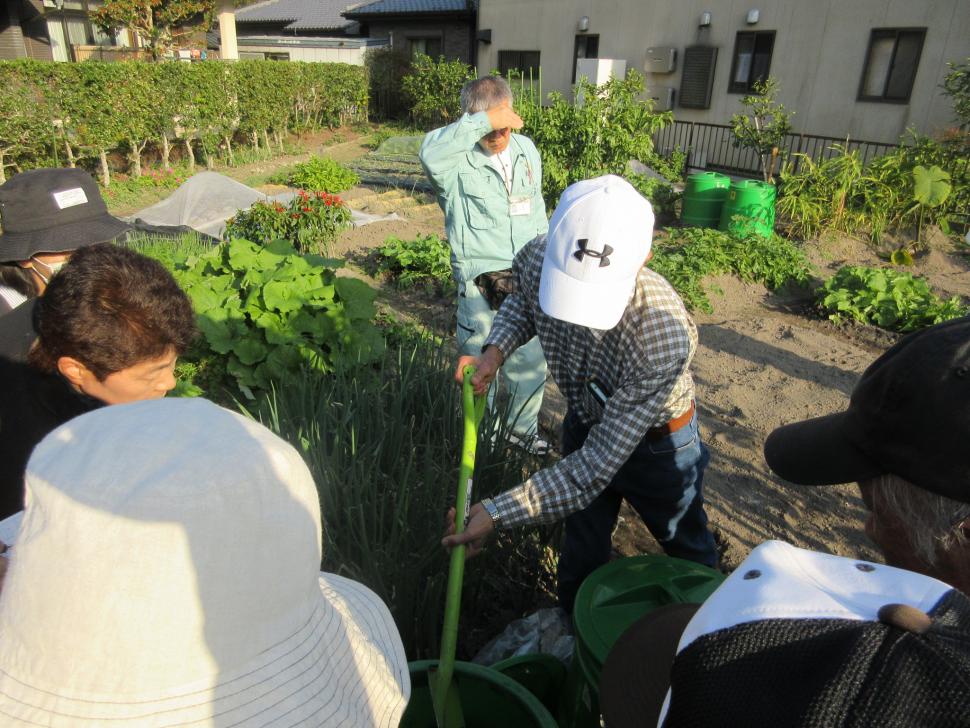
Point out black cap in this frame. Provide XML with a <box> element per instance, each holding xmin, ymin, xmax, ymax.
<box><xmin>0</xmin><ymin>168</ymin><xmax>130</xmax><ymax>263</ymax></box>
<box><xmin>764</xmin><ymin>316</ymin><xmax>970</xmax><ymax>503</ymax></box>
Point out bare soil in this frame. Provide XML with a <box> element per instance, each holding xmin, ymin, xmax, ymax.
<box><xmin>333</xmin><ymin>190</ymin><xmax>970</xmax><ymax>573</ymax></box>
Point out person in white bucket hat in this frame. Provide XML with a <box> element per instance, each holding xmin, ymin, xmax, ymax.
<box><xmin>445</xmin><ymin>175</ymin><xmax>719</xmax><ymax>612</ymax></box>
<box><xmin>0</xmin><ymin>397</ymin><xmax>410</xmax><ymax>727</ymax></box>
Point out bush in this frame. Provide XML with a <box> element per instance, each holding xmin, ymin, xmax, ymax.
<box><xmin>366</xmin><ymin>46</ymin><xmax>413</xmax><ymax>120</ymax></box>
<box><xmin>255</xmin><ymin>333</ymin><xmax>557</xmax><ymax>659</ymax></box>
<box><xmin>818</xmin><ymin>266</ymin><xmax>968</xmax><ymax>332</ymax></box>
<box><xmin>225</xmin><ymin>190</ymin><xmax>352</xmax><ymax>255</ymax></box>
<box><xmin>650</xmin><ymin>227</ymin><xmax>814</xmax><ymax>312</ymax></box>
<box><xmin>402</xmin><ymin>53</ymin><xmax>476</xmax><ymax>130</ymax></box>
<box><xmin>157</xmin><ymin>237</ymin><xmax>383</xmax><ymax>398</ymax></box>
<box><xmin>376</xmin><ymin>233</ymin><xmax>454</xmax><ymax>295</ymax></box>
<box><xmin>626</xmin><ymin>173</ymin><xmax>680</xmax><ymax>220</ymax></box>
<box><xmin>777</xmin><ymin>134</ymin><xmax>969</xmax><ymax>243</ymax></box>
<box><xmin>517</xmin><ymin>70</ymin><xmax>674</xmax><ymax>209</ymax></box>
<box><xmin>0</xmin><ymin>59</ymin><xmax>368</xmax><ymax>182</ymax></box>
<box><xmin>277</xmin><ymin>156</ymin><xmax>360</xmax><ymax>193</ymax></box>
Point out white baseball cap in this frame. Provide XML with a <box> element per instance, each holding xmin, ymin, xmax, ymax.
<box><xmin>539</xmin><ymin>175</ymin><xmax>655</xmax><ymax>330</ymax></box>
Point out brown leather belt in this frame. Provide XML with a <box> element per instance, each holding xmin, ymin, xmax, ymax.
<box><xmin>646</xmin><ymin>401</ymin><xmax>695</xmax><ymax>441</ymax></box>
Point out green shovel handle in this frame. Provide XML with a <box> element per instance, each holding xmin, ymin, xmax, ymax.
<box><xmin>433</xmin><ymin>366</ymin><xmax>486</xmax><ymax>721</ymax></box>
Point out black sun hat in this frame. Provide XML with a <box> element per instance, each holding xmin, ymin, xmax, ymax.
<box><xmin>763</xmin><ymin>316</ymin><xmax>970</xmax><ymax>503</ymax></box>
<box><xmin>0</xmin><ymin>168</ymin><xmax>130</xmax><ymax>263</ymax></box>
<box><xmin>599</xmin><ymin>540</ymin><xmax>970</xmax><ymax>728</ymax></box>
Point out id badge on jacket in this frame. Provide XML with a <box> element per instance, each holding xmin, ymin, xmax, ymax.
<box><xmin>509</xmin><ymin>196</ymin><xmax>531</xmax><ymax>216</ymax></box>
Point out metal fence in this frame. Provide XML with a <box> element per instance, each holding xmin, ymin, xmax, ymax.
<box><xmin>653</xmin><ymin>120</ymin><xmax>901</xmax><ymax>179</ymax></box>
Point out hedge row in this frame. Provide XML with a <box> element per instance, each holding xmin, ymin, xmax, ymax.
<box><xmin>0</xmin><ymin>59</ymin><xmax>368</xmax><ymax>185</ymax></box>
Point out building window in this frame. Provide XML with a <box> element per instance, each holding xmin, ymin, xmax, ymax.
<box><xmin>728</xmin><ymin>30</ymin><xmax>775</xmax><ymax>94</ymax></box>
<box><xmin>573</xmin><ymin>34</ymin><xmax>599</xmax><ymax>83</ymax></box>
<box><xmin>409</xmin><ymin>37</ymin><xmax>442</xmax><ymax>59</ymax></box>
<box><xmin>264</xmin><ymin>52</ymin><xmax>290</xmax><ymax>62</ymax></box>
<box><xmin>858</xmin><ymin>28</ymin><xmax>926</xmax><ymax>103</ymax></box>
<box><xmin>498</xmin><ymin>50</ymin><xmax>540</xmax><ymax>78</ymax></box>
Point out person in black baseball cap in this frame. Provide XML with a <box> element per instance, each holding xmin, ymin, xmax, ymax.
<box><xmin>597</xmin><ymin>317</ymin><xmax>970</xmax><ymax>727</ymax></box>
<box><xmin>0</xmin><ymin>168</ymin><xmax>129</xmax><ymax>357</ymax></box>
<box><xmin>763</xmin><ymin>314</ymin><xmax>970</xmax><ymax>589</ymax></box>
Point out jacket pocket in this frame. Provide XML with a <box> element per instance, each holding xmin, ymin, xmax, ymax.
<box><xmin>459</xmin><ymin>171</ymin><xmax>499</xmax><ymax>230</ymax></box>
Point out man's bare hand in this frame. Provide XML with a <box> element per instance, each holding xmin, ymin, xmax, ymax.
<box><xmin>486</xmin><ymin>104</ymin><xmax>524</xmax><ymax>132</ymax></box>
<box><xmin>442</xmin><ymin>503</ymin><xmax>495</xmax><ymax>558</ymax></box>
<box><xmin>454</xmin><ymin>345</ymin><xmax>504</xmax><ymax>395</ymax></box>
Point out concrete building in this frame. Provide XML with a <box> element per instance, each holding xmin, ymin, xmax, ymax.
<box><xmin>476</xmin><ymin>0</ymin><xmax>970</xmax><ymax>145</ymax></box>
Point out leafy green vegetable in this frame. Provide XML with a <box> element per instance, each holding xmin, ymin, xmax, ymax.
<box><xmin>649</xmin><ymin>227</ymin><xmax>813</xmax><ymax>312</ymax></box>
<box><xmin>376</xmin><ymin>233</ymin><xmax>455</xmax><ymax>295</ymax></box>
<box><xmin>164</xmin><ymin>237</ymin><xmax>383</xmax><ymax>397</ymax></box>
<box><xmin>818</xmin><ymin>266</ymin><xmax>968</xmax><ymax>332</ymax></box>
<box><xmin>275</xmin><ymin>156</ymin><xmax>360</xmax><ymax>193</ymax></box>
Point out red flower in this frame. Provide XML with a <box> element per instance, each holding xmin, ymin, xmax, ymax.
<box><xmin>291</xmin><ymin>213</ymin><xmax>300</xmax><ymax>218</ymax></box>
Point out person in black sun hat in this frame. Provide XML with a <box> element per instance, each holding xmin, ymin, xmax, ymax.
<box><xmin>0</xmin><ymin>168</ymin><xmax>130</xmax><ymax>359</ymax></box>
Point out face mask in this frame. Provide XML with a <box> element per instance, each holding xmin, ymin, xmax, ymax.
<box><xmin>30</xmin><ymin>257</ymin><xmax>67</xmax><ymax>285</ymax></box>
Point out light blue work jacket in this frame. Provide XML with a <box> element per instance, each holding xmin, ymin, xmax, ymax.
<box><xmin>420</xmin><ymin>111</ymin><xmax>548</xmax><ymax>283</ymax></box>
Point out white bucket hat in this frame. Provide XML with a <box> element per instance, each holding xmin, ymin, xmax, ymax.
<box><xmin>539</xmin><ymin>175</ymin><xmax>655</xmax><ymax>330</ymax></box>
<box><xmin>0</xmin><ymin>398</ymin><xmax>409</xmax><ymax>727</ymax></box>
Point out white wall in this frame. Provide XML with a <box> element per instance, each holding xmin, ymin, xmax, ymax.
<box><xmin>236</xmin><ymin>44</ymin><xmax>369</xmax><ymax>64</ymax></box>
<box><xmin>477</xmin><ymin>0</ymin><xmax>970</xmax><ymax>143</ymax></box>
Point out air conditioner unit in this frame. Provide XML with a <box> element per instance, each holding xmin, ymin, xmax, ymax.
<box><xmin>644</xmin><ymin>46</ymin><xmax>677</xmax><ymax>74</ymax></box>
<box><xmin>649</xmin><ymin>86</ymin><xmax>675</xmax><ymax>111</ymax></box>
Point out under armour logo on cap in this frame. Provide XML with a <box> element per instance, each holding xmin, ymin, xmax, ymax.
<box><xmin>574</xmin><ymin>238</ymin><xmax>613</xmax><ymax>267</ymax></box>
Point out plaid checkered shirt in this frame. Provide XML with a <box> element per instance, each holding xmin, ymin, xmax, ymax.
<box><xmin>484</xmin><ymin>235</ymin><xmax>698</xmax><ymax>529</ymax></box>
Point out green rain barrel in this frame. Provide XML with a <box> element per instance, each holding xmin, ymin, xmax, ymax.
<box><xmin>718</xmin><ymin>179</ymin><xmax>777</xmax><ymax>237</ymax></box>
<box><xmin>559</xmin><ymin>555</ymin><xmax>726</xmax><ymax>728</ymax></box>
<box><xmin>402</xmin><ymin>660</ymin><xmax>558</xmax><ymax>728</ymax></box>
<box><xmin>680</xmin><ymin>172</ymin><xmax>731</xmax><ymax>228</ymax></box>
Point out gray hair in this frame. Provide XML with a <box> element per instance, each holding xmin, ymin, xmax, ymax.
<box><xmin>460</xmin><ymin>76</ymin><xmax>513</xmax><ymax>115</ymax></box>
<box><xmin>870</xmin><ymin>473</ymin><xmax>970</xmax><ymax>567</ymax></box>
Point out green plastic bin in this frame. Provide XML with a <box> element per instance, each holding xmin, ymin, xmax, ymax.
<box><xmin>718</xmin><ymin>179</ymin><xmax>777</xmax><ymax>237</ymax></box>
<box><xmin>558</xmin><ymin>555</ymin><xmax>726</xmax><ymax>728</ymax></box>
<box><xmin>680</xmin><ymin>172</ymin><xmax>731</xmax><ymax>228</ymax></box>
<box><xmin>402</xmin><ymin>660</ymin><xmax>559</xmax><ymax>728</ymax></box>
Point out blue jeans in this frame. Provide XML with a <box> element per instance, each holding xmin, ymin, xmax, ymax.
<box><xmin>556</xmin><ymin>409</ymin><xmax>718</xmax><ymax>612</ymax></box>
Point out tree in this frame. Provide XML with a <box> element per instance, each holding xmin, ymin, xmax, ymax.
<box><xmin>941</xmin><ymin>57</ymin><xmax>970</xmax><ymax>130</ymax></box>
<box><xmin>91</xmin><ymin>0</ymin><xmax>213</xmax><ymax>60</ymax></box>
<box><xmin>730</xmin><ymin>77</ymin><xmax>793</xmax><ymax>183</ymax></box>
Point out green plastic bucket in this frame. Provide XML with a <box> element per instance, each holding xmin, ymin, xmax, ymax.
<box><xmin>493</xmin><ymin>654</ymin><xmax>567</xmax><ymax>717</ymax></box>
<box><xmin>718</xmin><ymin>179</ymin><xmax>777</xmax><ymax>237</ymax></box>
<box><xmin>402</xmin><ymin>660</ymin><xmax>559</xmax><ymax>728</ymax></box>
<box><xmin>559</xmin><ymin>555</ymin><xmax>726</xmax><ymax>728</ymax></box>
<box><xmin>680</xmin><ymin>171</ymin><xmax>731</xmax><ymax>228</ymax></box>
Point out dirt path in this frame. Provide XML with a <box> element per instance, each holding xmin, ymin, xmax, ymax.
<box><xmin>333</xmin><ymin>190</ymin><xmax>970</xmax><ymax>573</ymax></box>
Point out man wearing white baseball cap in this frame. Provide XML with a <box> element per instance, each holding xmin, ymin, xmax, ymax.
<box><xmin>444</xmin><ymin>175</ymin><xmax>718</xmax><ymax>611</ymax></box>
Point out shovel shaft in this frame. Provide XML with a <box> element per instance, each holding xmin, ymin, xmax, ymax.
<box><xmin>433</xmin><ymin>366</ymin><xmax>485</xmax><ymax>724</ymax></box>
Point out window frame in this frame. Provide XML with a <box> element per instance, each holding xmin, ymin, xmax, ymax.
<box><xmin>857</xmin><ymin>27</ymin><xmax>926</xmax><ymax>104</ymax></box>
<box><xmin>407</xmin><ymin>34</ymin><xmax>443</xmax><ymax>59</ymax></box>
<box><xmin>572</xmin><ymin>34</ymin><xmax>600</xmax><ymax>83</ymax></box>
<box><xmin>727</xmin><ymin>30</ymin><xmax>776</xmax><ymax>94</ymax></box>
<box><xmin>498</xmin><ymin>50</ymin><xmax>541</xmax><ymax>78</ymax></box>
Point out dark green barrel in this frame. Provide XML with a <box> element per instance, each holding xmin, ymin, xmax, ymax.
<box><xmin>680</xmin><ymin>172</ymin><xmax>731</xmax><ymax>228</ymax></box>
<box><xmin>401</xmin><ymin>660</ymin><xmax>558</xmax><ymax>728</ymax></box>
<box><xmin>558</xmin><ymin>555</ymin><xmax>726</xmax><ymax>728</ymax></box>
<box><xmin>718</xmin><ymin>179</ymin><xmax>777</xmax><ymax>237</ymax></box>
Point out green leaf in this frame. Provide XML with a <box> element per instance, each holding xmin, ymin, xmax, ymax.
<box><xmin>912</xmin><ymin>165</ymin><xmax>952</xmax><ymax>207</ymax></box>
<box><xmin>232</xmin><ymin>335</ymin><xmax>269</xmax><ymax>366</ymax></box>
<box><xmin>196</xmin><ymin>316</ymin><xmax>234</xmax><ymax>354</ymax></box>
<box><xmin>334</xmin><ymin>277</ymin><xmax>378</xmax><ymax>319</ymax></box>
<box><xmin>890</xmin><ymin>248</ymin><xmax>914</xmax><ymax>266</ymax></box>
<box><xmin>263</xmin><ymin>279</ymin><xmax>305</xmax><ymax>313</ymax></box>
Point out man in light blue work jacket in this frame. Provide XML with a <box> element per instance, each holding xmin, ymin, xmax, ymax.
<box><xmin>420</xmin><ymin>76</ymin><xmax>549</xmax><ymax>449</ymax></box>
